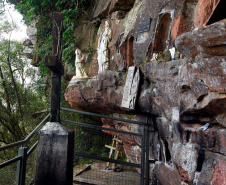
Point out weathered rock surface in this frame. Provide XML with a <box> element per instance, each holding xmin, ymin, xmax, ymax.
<box><xmin>23</xmin><ymin>25</ymin><xmax>37</xmax><ymax>60</ymax></box>
<box><xmin>194</xmin><ymin>0</ymin><xmax>221</xmax><ymax>28</ymax></box>
<box><xmin>26</xmin><ymin>25</ymin><xmax>37</xmax><ymax>44</ymax></box>
<box><xmin>23</xmin><ymin>46</ymin><xmax>34</xmax><ymax>59</ymax></box>
<box><xmin>154</xmin><ymin>162</ymin><xmax>182</xmax><ymax>185</ymax></box>
<box><xmin>172</xmin><ymin>143</ymin><xmax>199</xmax><ymax>181</ymax></box>
<box><xmin>93</xmin><ymin>0</ymin><xmax>135</xmax><ymax>18</ymax></box>
<box><xmin>65</xmin><ymin>0</ymin><xmax>226</xmax><ymax>184</ymax></box>
<box><xmin>176</xmin><ymin>19</ymin><xmax>226</xmax><ymax>59</ymax></box>
<box><xmin>65</xmin><ymin>71</ymin><xmax>125</xmax><ymax>113</ymax></box>
<box><xmin>179</xmin><ymin>123</ymin><xmax>226</xmax><ymax>155</ymax></box>
<box><xmin>195</xmin><ymin>152</ymin><xmax>226</xmax><ymax>185</ymax></box>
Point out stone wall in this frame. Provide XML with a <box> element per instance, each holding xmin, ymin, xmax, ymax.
<box><xmin>64</xmin><ymin>0</ymin><xmax>226</xmax><ymax>184</ymax></box>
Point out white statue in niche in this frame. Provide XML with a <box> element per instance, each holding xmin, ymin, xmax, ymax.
<box><xmin>74</xmin><ymin>48</ymin><xmax>89</xmax><ymax>79</ymax></box>
<box><xmin>97</xmin><ymin>20</ymin><xmax>112</xmax><ymax>73</ymax></box>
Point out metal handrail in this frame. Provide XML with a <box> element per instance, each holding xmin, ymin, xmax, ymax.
<box><xmin>61</xmin><ymin>107</ymin><xmax>148</xmax><ymax>126</ymax></box>
<box><xmin>27</xmin><ymin>141</ymin><xmax>38</xmax><ymax>157</ymax></box>
<box><xmin>0</xmin><ymin>156</ymin><xmax>22</xmax><ymax>169</ymax></box>
<box><xmin>0</xmin><ymin>114</ymin><xmax>50</xmax><ymax>152</ymax></box>
<box><xmin>61</xmin><ymin>119</ymin><xmax>143</xmax><ymax>137</ymax></box>
<box><xmin>25</xmin><ymin>114</ymin><xmax>50</xmax><ymax>141</ymax></box>
<box><xmin>0</xmin><ymin>114</ymin><xmax>50</xmax><ymax>185</ymax></box>
<box><xmin>74</xmin><ymin>152</ymin><xmax>141</xmax><ymax>168</ymax></box>
<box><xmin>61</xmin><ymin>107</ymin><xmax>150</xmax><ymax>185</ymax></box>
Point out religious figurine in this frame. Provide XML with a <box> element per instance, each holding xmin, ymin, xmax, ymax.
<box><xmin>97</xmin><ymin>20</ymin><xmax>112</xmax><ymax>73</ymax></box>
<box><xmin>151</xmin><ymin>53</ymin><xmax>158</xmax><ymax>61</ymax></box>
<box><xmin>169</xmin><ymin>47</ymin><xmax>175</xmax><ymax>60</ymax></box>
<box><xmin>74</xmin><ymin>48</ymin><xmax>89</xmax><ymax>79</ymax></box>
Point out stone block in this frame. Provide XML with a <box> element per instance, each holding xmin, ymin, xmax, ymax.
<box><xmin>35</xmin><ymin>122</ymin><xmax>74</xmax><ymax>185</ymax></box>
<box><xmin>121</xmin><ymin>66</ymin><xmax>140</xmax><ymax>110</ymax></box>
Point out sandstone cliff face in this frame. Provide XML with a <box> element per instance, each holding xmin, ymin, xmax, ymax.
<box><xmin>64</xmin><ymin>0</ymin><xmax>226</xmax><ymax>184</ymax></box>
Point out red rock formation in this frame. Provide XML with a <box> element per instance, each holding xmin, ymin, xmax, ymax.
<box><xmin>212</xmin><ymin>159</ymin><xmax>226</xmax><ymax>185</ymax></box>
<box><xmin>176</xmin><ymin>19</ymin><xmax>226</xmax><ymax>59</ymax></box>
<box><xmin>171</xmin><ymin>14</ymin><xmax>186</xmax><ymax>40</ymax></box>
<box><xmin>194</xmin><ymin>0</ymin><xmax>220</xmax><ymax>28</ymax></box>
<box><xmin>65</xmin><ymin>1</ymin><xmax>226</xmax><ymax>184</ymax></box>
<box><xmin>154</xmin><ymin>162</ymin><xmax>182</xmax><ymax>185</ymax></box>
<box><xmin>100</xmin><ymin>116</ymin><xmax>144</xmax><ymax>165</ymax></box>
<box><xmin>64</xmin><ymin>71</ymin><xmax>125</xmax><ymax>113</ymax></box>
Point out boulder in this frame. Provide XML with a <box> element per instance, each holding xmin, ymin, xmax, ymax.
<box><xmin>175</xmin><ymin>19</ymin><xmax>226</xmax><ymax>59</ymax></box>
<box><xmin>64</xmin><ymin>71</ymin><xmax>125</xmax><ymax>114</ymax></box>
<box><xmin>154</xmin><ymin>162</ymin><xmax>182</xmax><ymax>185</ymax></box>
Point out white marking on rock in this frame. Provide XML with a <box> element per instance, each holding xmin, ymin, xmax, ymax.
<box><xmin>171</xmin><ymin>107</ymin><xmax>180</xmax><ymax>123</ymax></box>
<box><xmin>220</xmin><ymin>61</ymin><xmax>226</xmax><ymax>74</ymax></box>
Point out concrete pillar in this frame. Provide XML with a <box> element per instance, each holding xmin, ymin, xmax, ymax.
<box><xmin>35</xmin><ymin>122</ymin><xmax>74</xmax><ymax>185</ymax></box>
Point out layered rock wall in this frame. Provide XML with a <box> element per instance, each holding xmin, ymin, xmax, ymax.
<box><xmin>64</xmin><ymin>0</ymin><xmax>226</xmax><ymax>184</ymax></box>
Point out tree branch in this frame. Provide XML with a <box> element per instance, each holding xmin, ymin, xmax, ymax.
<box><xmin>0</xmin><ymin>65</ymin><xmax>12</xmax><ymax>113</ymax></box>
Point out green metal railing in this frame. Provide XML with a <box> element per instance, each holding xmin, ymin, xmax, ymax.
<box><xmin>0</xmin><ymin>114</ymin><xmax>50</xmax><ymax>185</ymax></box>
<box><xmin>0</xmin><ymin>107</ymin><xmax>155</xmax><ymax>185</ymax></box>
<box><xmin>60</xmin><ymin>107</ymin><xmax>154</xmax><ymax>185</ymax></box>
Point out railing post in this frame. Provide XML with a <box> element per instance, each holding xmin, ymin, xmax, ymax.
<box><xmin>145</xmin><ymin>125</ymin><xmax>150</xmax><ymax>185</ymax></box>
<box><xmin>16</xmin><ymin>147</ymin><xmax>27</xmax><ymax>185</ymax></box>
<box><xmin>140</xmin><ymin>125</ymin><xmax>146</xmax><ymax>185</ymax></box>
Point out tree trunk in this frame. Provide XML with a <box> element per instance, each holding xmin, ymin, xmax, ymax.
<box><xmin>0</xmin><ymin>65</ymin><xmax>11</xmax><ymax>113</ymax></box>
<box><xmin>7</xmin><ymin>39</ymin><xmax>23</xmax><ymax>120</ymax></box>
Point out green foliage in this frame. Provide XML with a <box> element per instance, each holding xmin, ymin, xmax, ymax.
<box><xmin>13</xmin><ymin>0</ymin><xmax>90</xmax><ymax>72</ymax></box>
<box><xmin>139</xmin><ymin>57</ymin><xmax>151</xmax><ymax>67</ymax></box>
<box><xmin>85</xmin><ymin>44</ymin><xmax>96</xmax><ymax>56</ymax></box>
<box><xmin>61</xmin><ymin>110</ymin><xmax>113</xmax><ymax>165</ymax></box>
<box><xmin>2</xmin><ymin>0</ymin><xmax>119</xmax><ymax>170</ymax></box>
<box><xmin>157</xmin><ymin>50</ymin><xmax>171</xmax><ymax>62</ymax></box>
<box><xmin>73</xmin><ymin>125</ymin><xmax>112</xmax><ymax>165</ymax></box>
<box><xmin>148</xmin><ymin>50</ymin><xmax>172</xmax><ymax>64</ymax></box>
<box><xmin>0</xmin><ymin>26</ymin><xmax>48</xmax><ymax>184</ymax></box>
<box><xmin>0</xmin><ymin>20</ymin><xmax>13</xmax><ymax>35</ymax></box>
<box><xmin>0</xmin><ymin>39</ymin><xmax>47</xmax><ymax>152</ymax></box>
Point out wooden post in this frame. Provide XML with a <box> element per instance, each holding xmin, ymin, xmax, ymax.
<box><xmin>35</xmin><ymin>12</ymin><xmax>74</xmax><ymax>185</ymax></box>
<box><xmin>45</xmin><ymin>12</ymin><xmax>64</xmax><ymax>122</ymax></box>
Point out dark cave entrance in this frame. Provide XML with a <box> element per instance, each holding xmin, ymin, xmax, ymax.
<box><xmin>206</xmin><ymin>0</ymin><xmax>226</xmax><ymax>25</ymax></box>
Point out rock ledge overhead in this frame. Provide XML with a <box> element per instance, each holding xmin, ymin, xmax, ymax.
<box><xmin>64</xmin><ymin>1</ymin><xmax>226</xmax><ymax>184</ymax></box>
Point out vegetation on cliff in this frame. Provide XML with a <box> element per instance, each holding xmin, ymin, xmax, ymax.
<box><xmin>0</xmin><ymin>16</ymin><xmax>47</xmax><ymax>157</ymax></box>
<box><xmin>12</xmin><ymin>0</ymin><xmax>90</xmax><ymax>72</ymax></box>
<box><xmin>0</xmin><ymin>0</ymin><xmax>113</xmax><ymax>172</ymax></box>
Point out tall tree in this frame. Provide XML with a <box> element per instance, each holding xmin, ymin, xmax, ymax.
<box><xmin>0</xmin><ymin>16</ymin><xmax>46</xmax><ymax>147</ymax></box>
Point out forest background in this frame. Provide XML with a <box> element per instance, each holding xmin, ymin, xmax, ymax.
<box><xmin>0</xmin><ymin>0</ymin><xmax>108</xmax><ymax>165</ymax></box>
